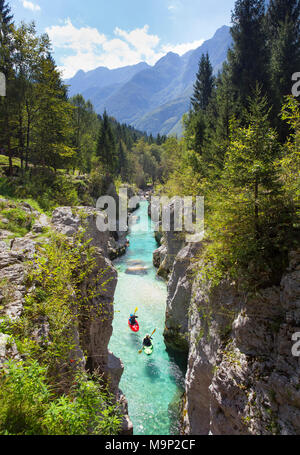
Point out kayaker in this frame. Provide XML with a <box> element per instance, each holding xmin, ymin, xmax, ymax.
<box><xmin>129</xmin><ymin>313</ymin><xmax>138</xmax><ymax>325</ymax></box>
<box><xmin>143</xmin><ymin>334</ymin><xmax>152</xmax><ymax>347</ymax></box>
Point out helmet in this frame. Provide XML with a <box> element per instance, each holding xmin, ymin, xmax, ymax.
<box><xmin>130</xmin><ymin>314</ymin><xmax>134</xmax><ymax>317</ymax></box>
<box><xmin>146</xmin><ymin>334</ymin><xmax>150</xmax><ymax>337</ymax></box>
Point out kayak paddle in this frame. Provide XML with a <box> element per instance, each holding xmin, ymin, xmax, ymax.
<box><xmin>150</xmin><ymin>328</ymin><xmax>156</xmax><ymax>337</ymax></box>
<box><xmin>138</xmin><ymin>328</ymin><xmax>156</xmax><ymax>354</ymax></box>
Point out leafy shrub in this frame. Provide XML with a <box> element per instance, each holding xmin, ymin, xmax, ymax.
<box><xmin>0</xmin><ymin>170</ymin><xmax>80</xmax><ymax>212</ymax></box>
<box><xmin>0</xmin><ymin>360</ymin><xmax>121</xmax><ymax>435</ymax></box>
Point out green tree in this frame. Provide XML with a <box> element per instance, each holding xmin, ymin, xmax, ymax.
<box><xmin>201</xmin><ymin>88</ymin><xmax>296</xmax><ymax>289</ymax></box>
<box><xmin>184</xmin><ymin>109</ymin><xmax>207</xmax><ymax>157</ymax></box>
<box><xmin>224</xmin><ymin>86</ymin><xmax>280</xmax><ymax>237</ymax></box>
<box><xmin>13</xmin><ymin>23</ymin><xmax>51</xmax><ymax>172</ymax></box>
<box><xmin>70</xmin><ymin>94</ymin><xmax>99</xmax><ymax>173</ymax></box>
<box><xmin>191</xmin><ymin>52</ymin><xmax>214</xmax><ymax>112</ymax></box>
<box><xmin>0</xmin><ymin>0</ymin><xmax>13</xmax><ymax>25</ymax></box>
<box><xmin>33</xmin><ymin>55</ymin><xmax>75</xmax><ymax>171</ymax></box>
<box><xmin>228</xmin><ymin>0</ymin><xmax>269</xmax><ymax>109</ymax></box>
<box><xmin>201</xmin><ymin>64</ymin><xmax>240</xmax><ymax>178</ymax></box>
<box><xmin>267</xmin><ymin>0</ymin><xmax>300</xmax><ymax>139</ymax></box>
<box><xmin>96</xmin><ymin>110</ymin><xmax>118</xmax><ymax>175</ymax></box>
<box><xmin>185</xmin><ymin>53</ymin><xmax>214</xmax><ymax>160</ymax></box>
<box><xmin>267</xmin><ymin>0</ymin><xmax>300</xmax><ymax>34</ymax></box>
<box><xmin>280</xmin><ymin>96</ymin><xmax>300</xmax><ymax>208</ymax></box>
<box><xmin>117</xmin><ymin>139</ymin><xmax>128</xmax><ymax>180</ymax></box>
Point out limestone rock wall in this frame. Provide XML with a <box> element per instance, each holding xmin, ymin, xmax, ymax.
<box><xmin>164</xmin><ymin>238</ymin><xmax>300</xmax><ymax>435</ymax></box>
<box><xmin>151</xmin><ymin>198</ymin><xmax>185</xmax><ymax>279</ymax></box>
<box><xmin>164</xmin><ymin>242</ymin><xmax>202</xmax><ymax>352</ymax></box>
<box><xmin>0</xmin><ymin>200</ymin><xmax>133</xmax><ymax>434</ymax></box>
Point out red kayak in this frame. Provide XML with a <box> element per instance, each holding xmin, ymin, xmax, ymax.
<box><xmin>128</xmin><ymin>319</ymin><xmax>139</xmax><ymax>332</ymax></box>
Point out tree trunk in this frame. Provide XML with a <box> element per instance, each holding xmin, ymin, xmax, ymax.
<box><xmin>8</xmin><ymin>134</ymin><xmax>12</xmax><ymax>177</ymax></box>
<box><xmin>19</xmin><ymin>109</ymin><xmax>24</xmax><ymax>176</ymax></box>
<box><xmin>254</xmin><ymin>179</ymin><xmax>259</xmax><ymax>240</ymax></box>
<box><xmin>25</xmin><ymin>101</ymin><xmax>31</xmax><ymax>171</ymax></box>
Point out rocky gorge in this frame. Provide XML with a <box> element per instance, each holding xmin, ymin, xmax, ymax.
<box><xmin>1</xmin><ymin>190</ymin><xmax>299</xmax><ymax>436</ymax></box>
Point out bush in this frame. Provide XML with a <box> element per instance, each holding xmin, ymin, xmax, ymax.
<box><xmin>0</xmin><ymin>360</ymin><xmax>50</xmax><ymax>435</ymax></box>
<box><xmin>0</xmin><ymin>360</ymin><xmax>121</xmax><ymax>435</ymax></box>
<box><xmin>0</xmin><ymin>170</ymin><xmax>80</xmax><ymax>212</ymax></box>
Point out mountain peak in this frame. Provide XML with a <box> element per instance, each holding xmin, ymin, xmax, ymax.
<box><xmin>72</xmin><ymin>69</ymin><xmax>85</xmax><ymax>79</ymax></box>
<box><xmin>212</xmin><ymin>25</ymin><xmax>231</xmax><ymax>38</ymax></box>
<box><xmin>155</xmin><ymin>51</ymin><xmax>181</xmax><ymax>68</ymax></box>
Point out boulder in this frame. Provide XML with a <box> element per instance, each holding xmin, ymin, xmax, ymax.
<box><xmin>125</xmin><ymin>266</ymin><xmax>148</xmax><ymax>276</ymax></box>
<box><xmin>52</xmin><ymin>206</ymin><xmax>109</xmax><ymax>255</ymax></box>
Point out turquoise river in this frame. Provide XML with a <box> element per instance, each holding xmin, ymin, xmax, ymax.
<box><xmin>109</xmin><ymin>201</ymin><xmax>185</xmax><ymax>435</ymax></box>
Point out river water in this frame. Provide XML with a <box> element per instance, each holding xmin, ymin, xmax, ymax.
<box><xmin>108</xmin><ymin>201</ymin><xmax>185</xmax><ymax>435</ymax></box>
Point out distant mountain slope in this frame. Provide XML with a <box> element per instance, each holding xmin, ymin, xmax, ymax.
<box><xmin>66</xmin><ymin>25</ymin><xmax>232</xmax><ymax>135</ymax></box>
<box><xmin>66</xmin><ymin>62</ymin><xmax>150</xmax><ymax>98</ymax></box>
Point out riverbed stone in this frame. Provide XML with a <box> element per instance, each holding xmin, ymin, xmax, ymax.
<box><xmin>125</xmin><ymin>266</ymin><xmax>148</xmax><ymax>275</ymax></box>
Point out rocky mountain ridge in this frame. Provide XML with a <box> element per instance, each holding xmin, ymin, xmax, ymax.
<box><xmin>66</xmin><ymin>26</ymin><xmax>232</xmax><ymax>136</ymax></box>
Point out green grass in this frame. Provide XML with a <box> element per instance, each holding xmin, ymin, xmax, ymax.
<box><xmin>0</xmin><ymin>204</ymin><xmax>35</xmax><ymax>237</ymax></box>
<box><xmin>0</xmin><ymin>155</ymin><xmax>21</xmax><ymax>168</ymax></box>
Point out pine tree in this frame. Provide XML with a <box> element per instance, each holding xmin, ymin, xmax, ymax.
<box><xmin>228</xmin><ymin>0</ymin><xmax>269</xmax><ymax>109</ymax></box>
<box><xmin>70</xmin><ymin>94</ymin><xmax>99</xmax><ymax>173</ymax></box>
<box><xmin>0</xmin><ymin>0</ymin><xmax>13</xmax><ymax>26</ymax></box>
<box><xmin>33</xmin><ymin>56</ymin><xmax>75</xmax><ymax>171</ymax></box>
<box><xmin>267</xmin><ymin>0</ymin><xmax>300</xmax><ymax>35</ymax></box>
<box><xmin>267</xmin><ymin>0</ymin><xmax>300</xmax><ymax>139</ymax></box>
<box><xmin>191</xmin><ymin>53</ymin><xmax>214</xmax><ymax>112</ymax></box>
<box><xmin>96</xmin><ymin>110</ymin><xmax>118</xmax><ymax>174</ymax></box>
<box><xmin>224</xmin><ymin>85</ymin><xmax>280</xmax><ymax>237</ymax></box>
<box><xmin>118</xmin><ymin>140</ymin><xmax>129</xmax><ymax>180</ymax></box>
<box><xmin>201</xmin><ymin>63</ymin><xmax>239</xmax><ymax>175</ymax></box>
<box><xmin>185</xmin><ymin>53</ymin><xmax>214</xmax><ymax>158</ymax></box>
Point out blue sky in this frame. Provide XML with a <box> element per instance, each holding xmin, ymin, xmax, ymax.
<box><xmin>10</xmin><ymin>0</ymin><xmax>236</xmax><ymax>78</ymax></box>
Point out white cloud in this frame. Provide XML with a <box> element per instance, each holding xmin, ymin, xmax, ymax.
<box><xmin>168</xmin><ymin>1</ymin><xmax>182</xmax><ymax>12</ymax></box>
<box><xmin>22</xmin><ymin>0</ymin><xmax>41</xmax><ymax>11</ymax></box>
<box><xmin>162</xmin><ymin>39</ymin><xmax>204</xmax><ymax>56</ymax></box>
<box><xmin>115</xmin><ymin>25</ymin><xmax>160</xmax><ymax>63</ymax></box>
<box><xmin>46</xmin><ymin>18</ymin><xmax>106</xmax><ymax>53</ymax></box>
<box><xmin>46</xmin><ymin>19</ymin><xmax>204</xmax><ymax>78</ymax></box>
